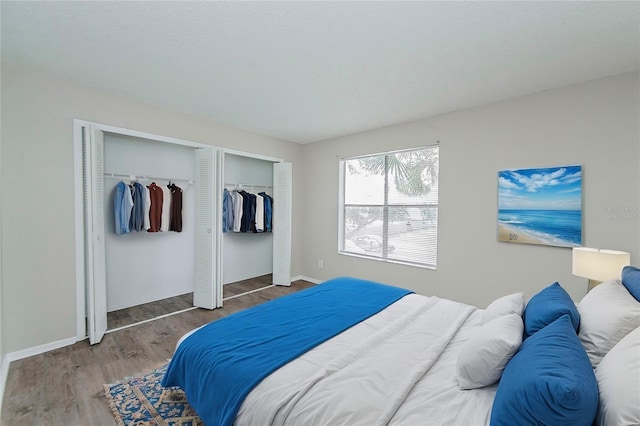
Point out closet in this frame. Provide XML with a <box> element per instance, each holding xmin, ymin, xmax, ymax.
<box><xmin>75</xmin><ymin>121</ymin><xmax>291</xmax><ymax>345</ymax></box>
<box><xmin>220</xmin><ymin>152</ymin><xmax>291</xmax><ymax>286</ymax></box>
<box><xmin>223</xmin><ymin>153</ymin><xmax>275</xmax><ymax>284</ymax></box>
<box><xmin>104</xmin><ymin>133</ymin><xmax>196</xmax><ymax>312</ymax></box>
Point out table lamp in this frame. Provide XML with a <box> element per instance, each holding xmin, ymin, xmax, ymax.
<box><xmin>572</xmin><ymin>247</ymin><xmax>630</xmax><ymax>291</ymax></box>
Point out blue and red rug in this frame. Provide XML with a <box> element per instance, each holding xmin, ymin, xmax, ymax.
<box><xmin>104</xmin><ymin>363</ymin><xmax>203</xmax><ymax>426</ymax></box>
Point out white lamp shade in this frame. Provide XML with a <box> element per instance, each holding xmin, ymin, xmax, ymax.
<box><xmin>572</xmin><ymin>247</ymin><xmax>631</xmax><ymax>282</ymax></box>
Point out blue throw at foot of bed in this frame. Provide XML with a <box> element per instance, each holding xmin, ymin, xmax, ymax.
<box><xmin>162</xmin><ymin>277</ymin><xmax>413</xmax><ymax>426</ymax></box>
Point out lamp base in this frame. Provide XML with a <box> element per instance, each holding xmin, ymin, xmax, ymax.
<box><xmin>587</xmin><ymin>279</ymin><xmax>603</xmax><ymax>292</ymax></box>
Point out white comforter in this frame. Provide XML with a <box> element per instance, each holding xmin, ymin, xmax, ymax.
<box><xmin>233</xmin><ymin>294</ymin><xmax>497</xmax><ymax>426</ymax></box>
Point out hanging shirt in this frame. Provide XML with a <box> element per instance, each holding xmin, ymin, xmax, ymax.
<box><xmin>143</xmin><ymin>184</ymin><xmax>151</xmax><ymax>231</ymax></box>
<box><xmin>238</xmin><ymin>191</ymin><xmax>247</xmax><ymax>232</ymax></box>
<box><xmin>248</xmin><ymin>193</ymin><xmax>257</xmax><ymax>233</ymax></box>
<box><xmin>266</xmin><ymin>194</ymin><xmax>274</xmax><ymax>232</ymax></box>
<box><xmin>160</xmin><ymin>185</ymin><xmax>171</xmax><ymax>232</ymax></box>
<box><xmin>114</xmin><ymin>181</ymin><xmax>133</xmax><ymax>235</ymax></box>
<box><xmin>147</xmin><ymin>182</ymin><xmax>163</xmax><ymax>232</ymax></box>
<box><xmin>169</xmin><ymin>183</ymin><xmax>183</xmax><ymax>232</ymax></box>
<box><xmin>232</xmin><ymin>190</ymin><xmax>243</xmax><ymax>233</ymax></box>
<box><xmin>239</xmin><ymin>191</ymin><xmax>252</xmax><ymax>232</ymax></box>
<box><xmin>129</xmin><ymin>182</ymin><xmax>146</xmax><ymax>232</ymax></box>
<box><xmin>259</xmin><ymin>192</ymin><xmax>273</xmax><ymax>233</ymax></box>
<box><xmin>255</xmin><ymin>193</ymin><xmax>265</xmax><ymax>232</ymax></box>
<box><xmin>222</xmin><ymin>189</ymin><xmax>234</xmax><ymax>232</ymax></box>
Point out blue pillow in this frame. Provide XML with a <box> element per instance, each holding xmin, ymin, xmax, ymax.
<box><xmin>621</xmin><ymin>265</ymin><xmax>640</xmax><ymax>302</ymax></box>
<box><xmin>490</xmin><ymin>315</ymin><xmax>598</xmax><ymax>426</ymax></box>
<box><xmin>523</xmin><ymin>282</ymin><xmax>579</xmax><ymax>338</ymax></box>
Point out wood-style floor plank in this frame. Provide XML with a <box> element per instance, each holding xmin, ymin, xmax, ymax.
<box><xmin>1</xmin><ymin>278</ymin><xmax>314</xmax><ymax>426</ymax></box>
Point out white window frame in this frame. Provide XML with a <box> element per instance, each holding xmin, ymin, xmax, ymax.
<box><xmin>338</xmin><ymin>145</ymin><xmax>439</xmax><ymax>269</ymax></box>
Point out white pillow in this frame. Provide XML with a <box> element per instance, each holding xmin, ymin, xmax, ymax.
<box><xmin>481</xmin><ymin>292</ymin><xmax>525</xmax><ymax>325</ymax></box>
<box><xmin>456</xmin><ymin>313</ymin><xmax>523</xmax><ymax>389</ymax></box>
<box><xmin>578</xmin><ymin>279</ymin><xmax>640</xmax><ymax>368</ymax></box>
<box><xmin>595</xmin><ymin>326</ymin><xmax>640</xmax><ymax>426</ymax></box>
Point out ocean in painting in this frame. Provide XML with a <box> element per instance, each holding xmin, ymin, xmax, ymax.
<box><xmin>498</xmin><ymin>209</ymin><xmax>582</xmax><ymax>247</ymax></box>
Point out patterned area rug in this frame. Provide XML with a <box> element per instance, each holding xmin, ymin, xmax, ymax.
<box><xmin>104</xmin><ymin>363</ymin><xmax>203</xmax><ymax>426</ymax></box>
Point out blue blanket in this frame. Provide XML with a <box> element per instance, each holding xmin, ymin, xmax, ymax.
<box><xmin>161</xmin><ymin>277</ymin><xmax>412</xmax><ymax>426</ymax></box>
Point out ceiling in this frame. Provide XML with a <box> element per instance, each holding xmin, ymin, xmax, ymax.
<box><xmin>2</xmin><ymin>1</ymin><xmax>639</xmax><ymax>144</ymax></box>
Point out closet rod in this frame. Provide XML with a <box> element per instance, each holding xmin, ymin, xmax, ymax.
<box><xmin>104</xmin><ymin>172</ymin><xmax>194</xmax><ymax>185</ymax></box>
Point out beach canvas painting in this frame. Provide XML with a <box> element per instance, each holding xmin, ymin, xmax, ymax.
<box><xmin>498</xmin><ymin>165</ymin><xmax>582</xmax><ymax>247</ymax></box>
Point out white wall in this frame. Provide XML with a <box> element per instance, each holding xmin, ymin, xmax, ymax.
<box><xmin>222</xmin><ymin>154</ymin><xmax>275</xmax><ymax>284</ymax></box>
<box><xmin>0</xmin><ymin>62</ymin><xmax>303</xmax><ymax>354</ymax></box>
<box><xmin>104</xmin><ymin>134</ymin><xmax>196</xmax><ymax>311</ymax></box>
<box><xmin>1</xmin><ymin>59</ymin><xmax>638</xmax><ymax>358</ymax></box>
<box><xmin>300</xmin><ymin>71</ymin><xmax>640</xmax><ymax>306</ymax></box>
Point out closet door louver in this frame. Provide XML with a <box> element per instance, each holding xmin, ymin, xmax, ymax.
<box><xmin>194</xmin><ymin>148</ymin><xmax>221</xmax><ymax>309</ymax></box>
<box><xmin>272</xmin><ymin>162</ymin><xmax>292</xmax><ymax>286</ymax></box>
<box><xmin>83</xmin><ymin>125</ymin><xmax>108</xmax><ymax>344</ymax></box>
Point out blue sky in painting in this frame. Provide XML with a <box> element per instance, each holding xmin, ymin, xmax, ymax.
<box><xmin>498</xmin><ymin>165</ymin><xmax>582</xmax><ymax>210</ymax></box>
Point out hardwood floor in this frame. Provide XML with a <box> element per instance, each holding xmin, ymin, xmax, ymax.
<box><xmin>107</xmin><ymin>292</ymin><xmax>194</xmax><ymax>330</ymax></box>
<box><xmin>222</xmin><ymin>274</ymin><xmax>275</xmax><ymax>298</ymax></box>
<box><xmin>1</xmin><ymin>278</ymin><xmax>315</xmax><ymax>426</ymax></box>
<box><xmin>107</xmin><ymin>274</ymin><xmax>276</xmax><ymax>330</ymax></box>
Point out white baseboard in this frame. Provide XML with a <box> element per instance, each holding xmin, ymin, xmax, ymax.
<box><xmin>5</xmin><ymin>336</ymin><xmax>77</xmax><ymax>365</ymax></box>
<box><xmin>292</xmin><ymin>275</ymin><xmax>322</xmax><ymax>284</ymax></box>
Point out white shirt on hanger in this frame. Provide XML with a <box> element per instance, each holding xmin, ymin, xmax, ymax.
<box><xmin>255</xmin><ymin>193</ymin><xmax>265</xmax><ymax>232</ymax></box>
<box><xmin>143</xmin><ymin>184</ymin><xmax>151</xmax><ymax>231</ymax></box>
<box><xmin>160</xmin><ymin>184</ymin><xmax>171</xmax><ymax>232</ymax></box>
<box><xmin>232</xmin><ymin>190</ymin><xmax>243</xmax><ymax>233</ymax></box>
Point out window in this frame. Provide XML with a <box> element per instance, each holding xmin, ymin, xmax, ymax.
<box><xmin>339</xmin><ymin>145</ymin><xmax>439</xmax><ymax>268</ymax></box>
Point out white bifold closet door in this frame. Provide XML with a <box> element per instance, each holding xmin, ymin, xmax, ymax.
<box><xmin>194</xmin><ymin>148</ymin><xmax>223</xmax><ymax>309</ymax></box>
<box><xmin>83</xmin><ymin>125</ymin><xmax>108</xmax><ymax>344</ymax></box>
<box><xmin>272</xmin><ymin>162</ymin><xmax>292</xmax><ymax>286</ymax></box>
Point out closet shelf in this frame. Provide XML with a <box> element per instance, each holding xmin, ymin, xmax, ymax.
<box><xmin>104</xmin><ymin>172</ymin><xmax>194</xmax><ymax>185</ymax></box>
<box><xmin>224</xmin><ymin>183</ymin><xmax>273</xmax><ymax>191</ymax></box>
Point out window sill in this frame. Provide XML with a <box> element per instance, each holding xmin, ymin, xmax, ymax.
<box><xmin>338</xmin><ymin>250</ymin><xmax>437</xmax><ymax>270</ymax></box>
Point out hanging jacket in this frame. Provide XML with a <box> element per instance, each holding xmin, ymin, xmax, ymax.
<box><xmin>169</xmin><ymin>183</ymin><xmax>183</xmax><ymax>232</ymax></box>
<box><xmin>129</xmin><ymin>182</ymin><xmax>146</xmax><ymax>232</ymax></box>
<box><xmin>248</xmin><ymin>193</ymin><xmax>257</xmax><ymax>233</ymax></box>
<box><xmin>147</xmin><ymin>182</ymin><xmax>163</xmax><ymax>232</ymax></box>
<box><xmin>240</xmin><ymin>191</ymin><xmax>252</xmax><ymax>232</ymax></box>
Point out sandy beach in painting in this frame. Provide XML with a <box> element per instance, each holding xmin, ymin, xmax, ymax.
<box><xmin>498</xmin><ymin>223</ymin><xmax>549</xmax><ymax>245</ymax></box>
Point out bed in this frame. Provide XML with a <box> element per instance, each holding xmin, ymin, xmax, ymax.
<box><xmin>162</xmin><ymin>273</ymin><xmax>640</xmax><ymax>426</ymax></box>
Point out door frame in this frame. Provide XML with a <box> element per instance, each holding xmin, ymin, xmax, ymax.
<box><xmin>72</xmin><ymin>119</ymin><xmax>285</xmax><ymax>342</ymax></box>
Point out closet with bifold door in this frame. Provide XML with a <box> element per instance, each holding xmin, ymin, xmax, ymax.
<box><xmin>104</xmin><ymin>133</ymin><xmax>197</xmax><ymax>315</ymax></box>
<box><xmin>222</xmin><ymin>153</ymin><xmax>291</xmax><ymax>286</ymax></box>
<box><xmin>78</xmin><ymin>121</ymin><xmax>291</xmax><ymax>345</ymax></box>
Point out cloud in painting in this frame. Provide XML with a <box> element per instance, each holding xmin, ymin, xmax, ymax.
<box><xmin>507</xmin><ymin>167</ymin><xmax>579</xmax><ymax>192</ymax></box>
<box><xmin>498</xmin><ymin>165</ymin><xmax>582</xmax><ymax>210</ymax></box>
